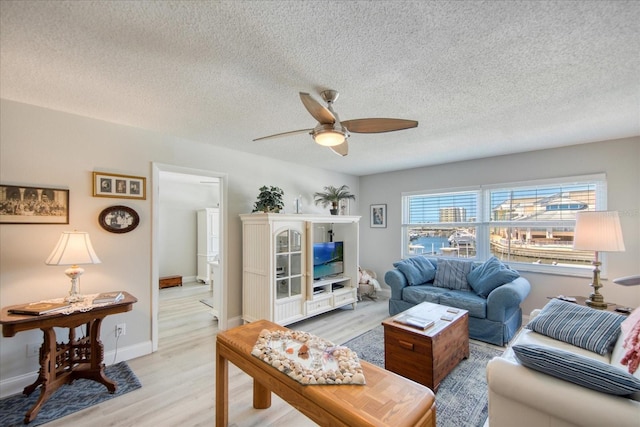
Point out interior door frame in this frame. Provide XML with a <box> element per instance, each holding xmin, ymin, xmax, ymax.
<box><xmin>151</xmin><ymin>162</ymin><xmax>228</xmax><ymax>351</ymax></box>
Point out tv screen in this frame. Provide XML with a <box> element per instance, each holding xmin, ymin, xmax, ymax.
<box><xmin>313</xmin><ymin>241</ymin><xmax>344</xmax><ymax>280</ymax></box>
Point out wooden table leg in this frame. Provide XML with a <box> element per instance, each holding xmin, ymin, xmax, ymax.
<box><xmin>23</xmin><ymin>328</ymin><xmax>61</xmax><ymax>423</ymax></box>
<box><xmin>216</xmin><ymin>343</ymin><xmax>228</xmax><ymax>427</ymax></box>
<box><xmin>253</xmin><ymin>380</ymin><xmax>271</xmax><ymax>409</ymax></box>
<box><xmin>71</xmin><ymin>319</ymin><xmax>117</xmax><ymax>392</ymax></box>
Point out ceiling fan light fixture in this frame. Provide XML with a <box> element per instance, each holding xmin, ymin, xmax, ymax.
<box><xmin>314</xmin><ymin>130</ymin><xmax>345</xmax><ymax>147</ymax></box>
<box><xmin>313</xmin><ymin>124</ymin><xmax>347</xmax><ymax>147</ymax></box>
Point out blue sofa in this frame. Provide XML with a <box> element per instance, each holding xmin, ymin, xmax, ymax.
<box><xmin>385</xmin><ymin>257</ymin><xmax>531</xmax><ymax>346</ymax></box>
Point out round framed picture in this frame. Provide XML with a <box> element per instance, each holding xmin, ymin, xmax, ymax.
<box><xmin>98</xmin><ymin>205</ymin><xmax>140</xmax><ymax>233</ymax></box>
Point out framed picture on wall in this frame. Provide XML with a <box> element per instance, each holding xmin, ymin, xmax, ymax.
<box><xmin>93</xmin><ymin>172</ymin><xmax>146</xmax><ymax>200</ymax></box>
<box><xmin>370</xmin><ymin>204</ymin><xmax>387</xmax><ymax>228</ymax></box>
<box><xmin>0</xmin><ymin>184</ymin><xmax>69</xmax><ymax>224</ymax></box>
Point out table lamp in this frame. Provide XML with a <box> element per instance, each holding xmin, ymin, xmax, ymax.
<box><xmin>573</xmin><ymin>211</ymin><xmax>625</xmax><ymax>309</ymax></box>
<box><xmin>45</xmin><ymin>231</ymin><xmax>101</xmax><ymax>302</ymax></box>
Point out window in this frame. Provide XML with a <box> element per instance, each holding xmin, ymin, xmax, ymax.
<box><xmin>402</xmin><ymin>174</ymin><xmax>607</xmax><ymax>275</ymax></box>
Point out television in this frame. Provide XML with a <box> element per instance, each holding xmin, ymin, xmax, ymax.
<box><xmin>313</xmin><ymin>241</ymin><xmax>344</xmax><ymax>280</ymax></box>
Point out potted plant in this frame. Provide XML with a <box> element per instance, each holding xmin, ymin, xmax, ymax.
<box><xmin>313</xmin><ymin>185</ymin><xmax>355</xmax><ymax>215</ymax></box>
<box><xmin>252</xmin><ymin>186</ymin><xmax>284</xmax><ymax>213</ymax></box>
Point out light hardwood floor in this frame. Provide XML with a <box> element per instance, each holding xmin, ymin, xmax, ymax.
<box><xmin>45</xmin><ymin>282</ymin><xmax>390</xmax><ymax>426</ymax></box>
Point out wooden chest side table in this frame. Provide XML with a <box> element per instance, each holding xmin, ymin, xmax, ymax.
<box><xmin>382</xmin><ymin>302</ymin><xmax>469</xmax><ymax>391</ymax></box>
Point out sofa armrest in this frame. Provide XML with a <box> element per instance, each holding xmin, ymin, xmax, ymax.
<box><xmin>487</xmin><ymin>356</ymin><xmax>640</xmax><ymax>427</ymax></box>
<box><xmin>384</xmin><ymin>269</ymin><xmax>409</xmax><ymax>301</ymax></box>
<box><xmin>486</xmin><ymin>277</ymin><xmax>531</xmax><ymax>322</ymax></box>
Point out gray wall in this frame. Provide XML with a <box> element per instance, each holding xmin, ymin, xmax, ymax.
<box><xmin>358</xmin><ymin>137</ymin><xmax>640</xmax><ymax>315</ymax></box>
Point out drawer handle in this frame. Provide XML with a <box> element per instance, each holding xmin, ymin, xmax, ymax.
<box><xmin>399</xmin><ymin>340</ymin><xmax>414</xmax><ymax>351</ymax></box>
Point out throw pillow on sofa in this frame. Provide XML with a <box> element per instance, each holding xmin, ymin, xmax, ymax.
<box><xmin>467</xmin><ymin>256</ymin><xmax>520</xmax><ymax>298</ymax></box>
<box><xmin>393</xmin><ymin>256</ymin><xmax>436</xmax><ymax>286</ymax></box>
<box><xmin>433</xmin><ymin>258</ymin><xmax>473</xmax><ymax>291</ymax></box>
<box><xmin>513</xmin><ymin>344</ymin><xmax>640</xmax><ymax>396</ymax></box>
<box><xmin>526</xmin><ymin>298</ymin><xmax>625</xmax><ymax>355</ymax></box>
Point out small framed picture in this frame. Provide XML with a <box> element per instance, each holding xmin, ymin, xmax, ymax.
<box><xmin>93</xmin><ymin>172</ymin><xmax>146</xmax><ymax>200</ymax></box>
<box><xmin>370</xmin><ymin>204</ymin><xmax>387</xmax><ymax>228</ymax></box>
<box><xmin>98</xmin><ymin>205</ymin><xmax>140</xmax><ymax>233</ymax></box>
<box><xmin>0</xmin><ymin>184</ymin><xmax>69</xmax><ymax>224</ymax></box>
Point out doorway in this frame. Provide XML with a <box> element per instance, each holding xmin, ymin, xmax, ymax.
<box><xmin>151</xmin><ymin>163</ymin><xmax>228</xmax><ymax>352</ymax></box>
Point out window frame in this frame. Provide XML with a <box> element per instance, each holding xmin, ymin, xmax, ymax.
<box><xmin>401</xmin><ymin>174</ymin><xmax>608</xmax><ymax>277</ymax></box>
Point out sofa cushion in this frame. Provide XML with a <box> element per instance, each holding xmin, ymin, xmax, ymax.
<box><xmin>513</xmin><ymin>344</ymin><xmax>640</xmax><ymax>396</ymax></box>
<box><xmin>440</xmin><ymin>290</ymin><xmax>487</xmax><ymax>319</ymax></box>
<box><xmin>393</xmin><ymin>257</ymin><xmax>436</xmax><ymax>286</ymax></box>
<box><xmin>467</xmin><ymin>256</ymin><xmax>520</xmax><ymax>298</ymax></box>
<box><xmin>526</xmin><ymin>299</ymin><xmax>625</xmax><ymax>355</ymax></box>
<box><xmin>433</xmin><ymin>258</ymin><xmax>473</xmax><ymax>291</ymax></box>
<box><xmin>402</xmin><ymin>285</ymin><xmax>449</xmax><ymax>305</ymax></box>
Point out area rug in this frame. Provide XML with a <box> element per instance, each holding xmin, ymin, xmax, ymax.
<box><xmin>0</xmin><ymin>361</ymin><xmax>141</xmax><ymax>427</ymax></box>
<box><xmin>342</xmin><ymin>326</ymin><xmax>503</xmax><ymax>427</ymax></box>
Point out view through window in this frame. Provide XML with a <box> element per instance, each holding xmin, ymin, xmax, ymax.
<box><xmin>402</xmin><ymin>175</ymin><xmax>606</xmax><ymax>273</ymax></box>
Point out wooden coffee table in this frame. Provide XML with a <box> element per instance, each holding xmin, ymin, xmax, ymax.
<box><xmin>216</xmin><ymin>319</ymin><xmax>436</xmax><ymax>427</ymax></box>
<box><xmin>382</xmin><ymin>302</ymin><xmax>469</xmax><ymax>391</ymax></box>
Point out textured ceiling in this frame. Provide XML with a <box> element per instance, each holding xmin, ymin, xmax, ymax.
<box><xmin>1</xmin><ymin>1</ymin><xmax>639</xmax><ymax>176</ymax></box>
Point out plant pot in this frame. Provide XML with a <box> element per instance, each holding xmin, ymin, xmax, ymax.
<box><xmin>330</xmin><ymin>209</ymin><xmax>338</xmax><ymax>215</ymax></box>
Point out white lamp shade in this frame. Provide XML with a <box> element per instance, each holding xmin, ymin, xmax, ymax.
<box><xmin>573</xmin><ymin>211</ymin><xmax>625</xmax><ymax>252</ymax></box>
<box><xmin>45</xmin><ymin>231</ymin><xmax>101</xmax><ymax>265</ymax></box>
<box><xmin>314</xmin><ymin>127</ymin><xmax>346</xmax><ymax>146</ymax></box>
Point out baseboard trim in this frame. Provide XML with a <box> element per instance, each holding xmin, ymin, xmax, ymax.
<box><xmin>0</xmin><ymin>340</ymin><xmax>152</xmax><ymax>398</ymax></box>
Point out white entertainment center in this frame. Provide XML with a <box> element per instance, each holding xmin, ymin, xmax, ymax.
<box><xmin>240</xmin><ymin>213</ymin><xmax>360</xmax><ymax>325</ymax></box>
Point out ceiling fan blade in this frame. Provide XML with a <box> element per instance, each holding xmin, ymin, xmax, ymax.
<box><xmin>253</xmin><ymin>129</ymin><xmax>312</xmax><ymax>141</ymax></box>
<box><xmin>330</xmin><ymin>140</ymin><xmax>348</xmax><ymax>157</ymax></box>
<box><xmin>299</xmin><ymin>92</ymin><xmax>335</xmax><ymax>125</ymax></box>
<box><xmin>341</xmin><ymin>118</ymin><xmax>418</xmax><ymax>133</ymax></box>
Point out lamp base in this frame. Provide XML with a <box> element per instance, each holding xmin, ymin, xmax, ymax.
<box><xmin>585</xmin><ymin>296</ymin><xmax>608</xmax><ymax>309</ymax></box>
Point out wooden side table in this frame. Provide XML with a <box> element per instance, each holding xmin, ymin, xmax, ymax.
<box><xmin>382</xmin><ymin>302</ymin><xmax>469</xmax><ymax>391</ymax></box>
<box><xmin>0</xmin><ymin>292</ymin><xmax>137</xmax><ymax>424</ymax></box>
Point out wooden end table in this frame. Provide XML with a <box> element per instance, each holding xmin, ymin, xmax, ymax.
<box><xmin>0</xmin><ymin>292</ymin><xmax>137</xmax><ymax>424</ymax></box>
<box><xmin>216</xmin><ymin>319</ymin><xmax>436</xmax><ymax>427</ymax></box>
<box><xmin>382</xmin><ymin>302</ymin><xmax>469</xmax><ymax>391</ymax></box>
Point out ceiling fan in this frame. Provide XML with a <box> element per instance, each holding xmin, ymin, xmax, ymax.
<box><xmin>253</xmin><ymin>90</ymin><xmax>418</xmax><ymax>156</ymax></box>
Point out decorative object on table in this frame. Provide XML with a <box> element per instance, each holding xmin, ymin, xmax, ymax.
<box><xmin>313</xmin><ymin>185</ymin><xmax>355</xmax><ymax>215</ymax></box>
<box><xmin>92</xmin><ymin>291</ymin><xmax>124</xmax><ymax>304</ymax></box>
<box><xmin>0</xmin><ymin>361</ymin><xmax>141</xmax><ymax>427</ymax></box>
<box><xmin>253</xmin><ymin>90</ymin><xmax>418</xmax><ymax>157</ymax></box>
<box><xmin>613</xmin><ymin>275</ymin><xmax>640</xmax><ymax>314</ymax></box>
<box><xmin>8</xmin><ymin>301</ymin><xmax>71</xmax><ymax>316</ymax></box>
<box><xmin>252</xmin><ymin>185</ymin><xmax>284</xmax><ymax>213</ymax></box>
<box><xmin>251</xmin><ymin>328</ymin><xmax>365</xmax><ymax>385</ymax></box>
<box><xmin>98</xmin><ymin>205</ymin><xmax>140</xmax><ymax>233</ymax></box>
<box><xmin>45</xmin><ymin>231</ymin><xmax>101</xmax><ymax>302</ymax></box>
<box><xmin>0</xmin><ymin>184</ymin><xmax>69</xmax><ymax>224</ymax></box>
<box><xmin>370</xmin><ymin>203</ymin><xmax>386</xmax><ymax>228</ymax></box>
<box><xmin>343</xmin><ymin>325</ymin><xmax>501</xmax><ymax>427</ymax></box>
<box><xmin>92</xmin><ymin>171</ymin><xmax>146</xmax><ymax>200</ymax></box>
<box><xmin>573</xmin><ymin>211</ymin><xmax>625</xmax><ymax>309</ymax></box>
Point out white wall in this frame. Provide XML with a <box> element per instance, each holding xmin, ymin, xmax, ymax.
<box><xmin>0</xmin><ymin>99</ymin><xmax>358</xmax><ymax>391</ymax></box>
<box><xmin>358</xmin><ymin>137</ymin><xmax>640</xmax><ymax>315</ymax></box>
<box><xmin>158</xmin><ymin>176</ymin><xmax>219</xmax><ymax>279</ymax></box>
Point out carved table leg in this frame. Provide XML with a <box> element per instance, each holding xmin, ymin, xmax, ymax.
<box><xmin>23</xmin><ymin>328</ymin><xmax>59</xmax><ymax>423</ymax></box>
<box><xmin>70</xmin><ymin>318</ymin><xmax>117</xmax><ymax>392</ymax></box>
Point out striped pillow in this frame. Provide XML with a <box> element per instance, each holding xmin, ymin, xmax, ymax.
<box><xmin>433</xmin><ymin>258</ymin><xmax>473</xmax><ymax>291</ymax></box>
<box><xmin>526</xmin><ymin>299</ymin><xmax>624</xmax><ymax>355</ymax></box>
<box><xmin>513</xmin><ymin>344</ymin><xmax>640</xmax><ymax>395</ymax></box>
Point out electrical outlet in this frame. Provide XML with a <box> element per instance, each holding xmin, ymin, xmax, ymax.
<box><xmin>115</xmin><ymin>323</ymin><xmax>126</xmax><ymax>337</ymax></box>
<box><xmin>26</xmin><ymin>343</ymin><xmax>40</xmax><ymax>358</ymax></box>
